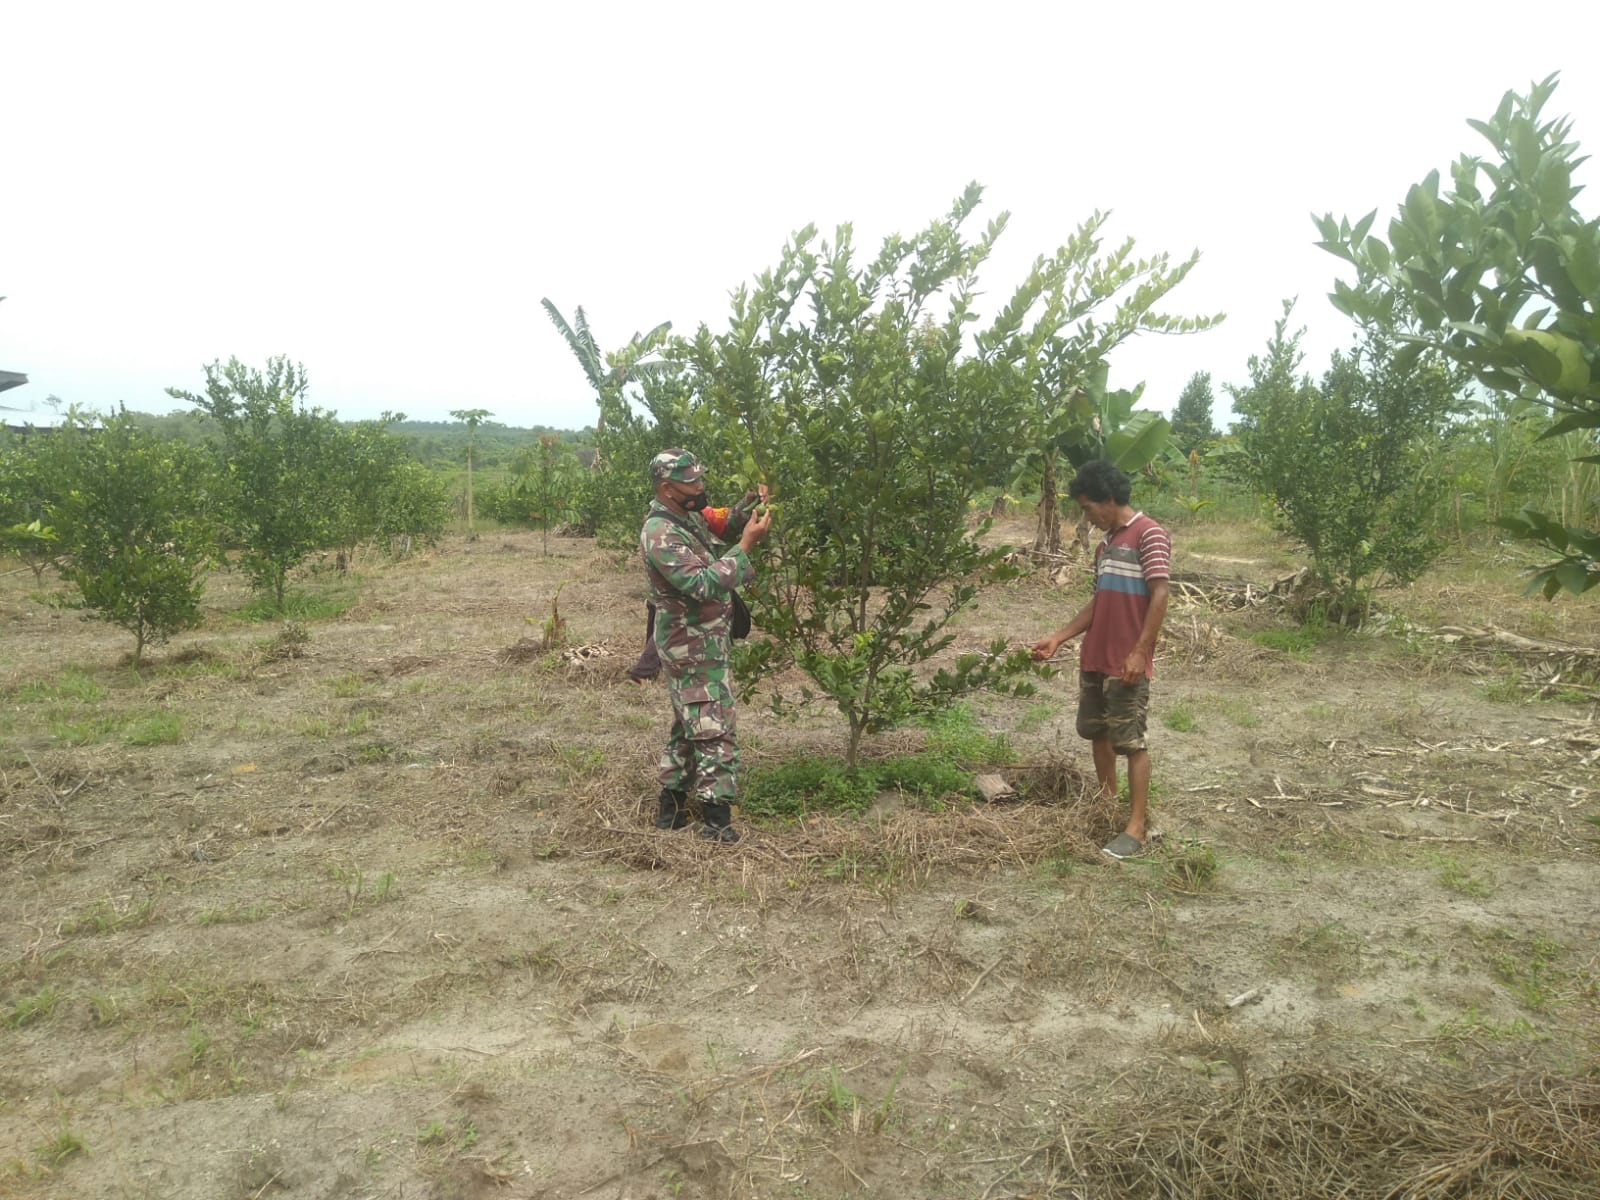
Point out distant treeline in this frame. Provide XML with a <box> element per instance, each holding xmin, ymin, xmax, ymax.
<box><xmin>114</xmin><ymin>409</ymin><xmax>596</xmax><ymax>468</ymax></box>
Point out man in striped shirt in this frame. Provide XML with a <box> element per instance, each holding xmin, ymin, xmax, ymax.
<box><xmin>1031</xmin><ymin>461</ymin><xmax>1171</xmax><ymax>860</ymax></box>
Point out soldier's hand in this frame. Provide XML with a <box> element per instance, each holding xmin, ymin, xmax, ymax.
<box><xmin>740</xmin><ymin>506</ymin><xmax>773</xmax><ymax>551</ymax></box>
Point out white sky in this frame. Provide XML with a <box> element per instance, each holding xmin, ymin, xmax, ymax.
<box><xmin>4</xmin><ymin>1</ymin><xmax>1598</xmax><ymax>431</ymax></box>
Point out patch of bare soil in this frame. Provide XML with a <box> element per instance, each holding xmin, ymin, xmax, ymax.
<box><xmin>2</xmin><ymin>521</ymin><xmax>1598</xmax><ymax>1199</ymax></box>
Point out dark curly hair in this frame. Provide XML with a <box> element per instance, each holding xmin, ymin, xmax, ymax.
<box><xmin>1067</xmin><ymin>459</ymin><xmax>1132</xmax><ymax>506</ymax></box>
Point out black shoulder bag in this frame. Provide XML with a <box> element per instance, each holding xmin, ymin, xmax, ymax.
<box><xmin>657</xmin><ymin>510</ymin><xmax>753</xmax><ymax>640</ymax></box>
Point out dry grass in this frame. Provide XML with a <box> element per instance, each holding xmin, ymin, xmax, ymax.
<box><xmin>558</xmin><ymin>751</ymin><xmax>1114</xmax><ymax>883</ymax></box>
<box><xmin>1056</xmin><ymin>1066</ymin><xmax>1600</xmax><ymax>1200</ymax></box>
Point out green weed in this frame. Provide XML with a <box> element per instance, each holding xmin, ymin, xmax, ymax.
<box><xmin>1017</xmin><ymin>701</ymin><xmax>1057</xmax><ymax>733</ymax></box>
<box><xmin>553</xmin><ymin>743</ymin><xmax>605</xmax><ymax>781</ymax></box>
<box><xmin>1477</xmin><ymin>677</ymin><xmax>1525</xmax><ymax>704</ymax></box>
<box><xmin>8</xmin><ymin>984</ymin><xmax>64</xmax><ymax>1029</ymax></box>
<box><xmin>1486</xmin><ymin>933</ymin><xmax>1565</xmax><ymax>1011</ymax></box>
<box><xmin>196</xmin><ymin>904</ymin><xmax>269</xmax><ymax>926</ymax></box>
<box><xmin>812</xmin><ymin>1066</ymin><xmax>861</xmax><ymax>1129</ymax></box>
<box><xmin>331</xmin><ymin>865</ymin><xmax>398</xmax><ymax>917</ymax></box>
<box><xmin>417</xmin><ymin>1116</ymin><xmax>478</xmax><ymax>1153</ymax></box>
<box><xmin>330</xmin><ymin>671</ymin><xmax>375</xmax><ymax>699</ymax></box>
<box><xmin>49</xmin><ymin>710</ymin><xmax>126</xmax><ymax>745</ymax></box>
<box><xmin>742</xmin><ymin>752</ymin><xmax>972</xmax><ymax>818</ymax></box>
<box><xmin>124</xmin><ymin>708</ymin><xmax>184</xmax><ymax>746</ymax></box>
<box><xmin>236</xmin><ymin>587</ymin><xmax>357</xmax><ymax>624</ymax></box>
<box><xmin>87</xmin><ymin>991</ymin><xmax>122</xmax><ymax>1026</ymax></box>
<box><xmin>60</xmin><ymin>897</ymin><xmax>157</xmax><ymax>936</ymax></box>
<box><xmin>1163</xmin><ymin>703</ymin><xmax>1199</xmax><ymax>732</ymax></box>
<box><xmin>298</xmin><ymin>716</ymin><xmax>333</xmax><ymax>739</ymax></box>
<box><xmin>1433</xmin><ymin>855</ymin><xmax>1495</xmax><ymax>898</ymax></box>
<box><xmin>1161</xmin><ymin>841</ymin><xmax>1219</xmax><ymax>893</ymax></box>
<box><xmin>1276</xmin><ymin>919</ymin><xmax>1364</xmax><ymax>982</ymax></box>
<box><xmin>33</xmin><ymin>1128</ymin><xmax>86</xmax><ymax>1168</ymax></box>
<box><xmin>15</xmin><ymin>670</ymin><xmax>106</xmax><ymax>704</ymax></box>
<box><xmin>185</xmin><ymin>1022</ymin><xmax>213</xmax><ymax>1067</ymax></box>
<box><xmin>153</xmin><ymin>652</ymin><xmax>241</xmax><ymax>682</ymax></box>
<box><xmin>1212</xmin><ymin>696</ymin><xmax>1260</xmax><ymax>728</ymax></box>
<box><xmin>1250</xmin><ymin>628</ymin><xmax>1320</xmax><ymax>658</ymax></box>
<box><xmin>922</xmin><ymin>704</ymin><xmax>1016</xmax><ymax>766</ymax></box>
<box><xmin>1437</xmin><ymin>1007</ymin><xmax>1545</xmax><ymax>1041</ymax></box>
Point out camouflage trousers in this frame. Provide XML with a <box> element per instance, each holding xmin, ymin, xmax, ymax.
<box><xmin>1075</xmin><ymin>671</ymin><xmax>1151</xmax><ymax>754</ymax></box>
<box><xmin>657</xmin><ymin>652</ymin><xmax>740</xmax><ymax>805</ymax></box>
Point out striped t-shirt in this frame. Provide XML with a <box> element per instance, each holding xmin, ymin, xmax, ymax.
<box><xmin>1081</xmin><ymin>512</ymin><xmax>1171</xmax><ymax>678</ymax></box>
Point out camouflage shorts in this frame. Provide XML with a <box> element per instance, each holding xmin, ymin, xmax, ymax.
<box><xmin>1076</xmin><ymin>671</ymin><xmax>1150</xmax><ymax>753</ymax></box>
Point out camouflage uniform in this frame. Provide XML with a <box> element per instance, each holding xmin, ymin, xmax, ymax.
<box><xmin>641</xmin><ymin>452</ymin><xmax>753</xmax><ymax>813</ymax></box>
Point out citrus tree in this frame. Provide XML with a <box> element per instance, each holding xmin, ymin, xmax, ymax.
<box><xmin>169</xmin><ymin>357</ymin><xmax>346</xmax><ymax>609</ymax></box>
<box><xmin>682</xmin><ymin>184</ymin><xmax>1056</xmax><ymax>764</ymax></box>
<box><xmin>329</xmin><ymin>413</ymin><xmax>450</xmax><ymax>562</ymax></box>
<box><xmin>1316</xmin><ymin>75</ymin><xmax>1599</xmax><ymax>595</ymax></box>
<box><xmin>1229</xmin><ymin>303</ymin><xmax>1464</xmax><ymax>618</ymax></box>
<box><xmin>50</xmin><ymin>411</ymin><xmax>218</xmax><ymax>664</ymax></box>
<box><xmin>0</xmin><ymin>428</ymin><xmax>65</xmax><ymax>581</ymax></box>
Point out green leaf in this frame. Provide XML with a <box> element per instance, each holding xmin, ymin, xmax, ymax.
<box><xmin>1105</xmin><ymin>412</ymin><xmax>1170</xmax><ymax>473</ymax></box>
<box><xmin>1553</xmin><ymin>559</ymin><xmax>1592</xmax><ymax>595</ymax></box>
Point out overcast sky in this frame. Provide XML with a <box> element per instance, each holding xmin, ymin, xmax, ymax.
<box><xmin>4</xmin><ymin>1</ymin><xmax>1598</xmax><ymax>431</ymax></box>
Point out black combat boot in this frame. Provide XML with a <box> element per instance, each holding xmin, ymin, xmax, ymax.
<box><xmin>698</xmin><ymin>803</ymin><xmax>740</xmax><ymax>843</ymax></box>
<box><xmin>655</xmin><ymin>788</ymin><xmax>689</xmax><ymax>830</ymax></box>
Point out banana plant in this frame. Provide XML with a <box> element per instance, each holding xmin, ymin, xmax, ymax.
<box><xmin>1014</xmin><ymin>360</ymin><xmax>1173</xmax><ymax>556</ymax></box>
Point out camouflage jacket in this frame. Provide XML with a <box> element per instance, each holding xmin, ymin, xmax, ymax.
<box><xmin>640</xmin><ymin>501</ymin><xmax>753</xmax><ymax>652</ymax></box>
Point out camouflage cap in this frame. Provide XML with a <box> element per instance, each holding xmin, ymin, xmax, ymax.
<box><xmin>649</xmin><ymin>448</ymin><xmax>706</xmax><ymax>483</ymax></box>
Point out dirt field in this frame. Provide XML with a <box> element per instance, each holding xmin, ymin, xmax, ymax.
<box><xmin>3</xmin><ymin>516</ymin><xmax>1598</xmax><ymax>1199</ymax></box>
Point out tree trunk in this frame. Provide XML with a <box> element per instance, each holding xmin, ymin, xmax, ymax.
<box><xmin>1032</xmin><ymin>455</ymin><xmax>1061</xmax><ymax>558</ymax></box>
<box><xmin>1069</xmin><ymin>508</ymin><xmax>1092</xmax><ymax>557</ymax></box>
<box><xmin>846</xmin><ymin>713</ymin><xmax>866</xmax><ymax>769</ymax></box>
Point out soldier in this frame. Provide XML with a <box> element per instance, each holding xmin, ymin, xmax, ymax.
<box><xmin>626</xmin><ymin>490</ymin><xmax>766</xmax><ymax>685</ymax></box>
<box><xmin>641</xmin><ymin>449</ymin><xmax>771</xmax><ymax>842</ymax></box>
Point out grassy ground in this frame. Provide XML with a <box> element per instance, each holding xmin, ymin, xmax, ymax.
<box><xmin>1</xmin><ymin>515</ymin><xmax>1597</xmax><ymax>1199</ymax></box>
